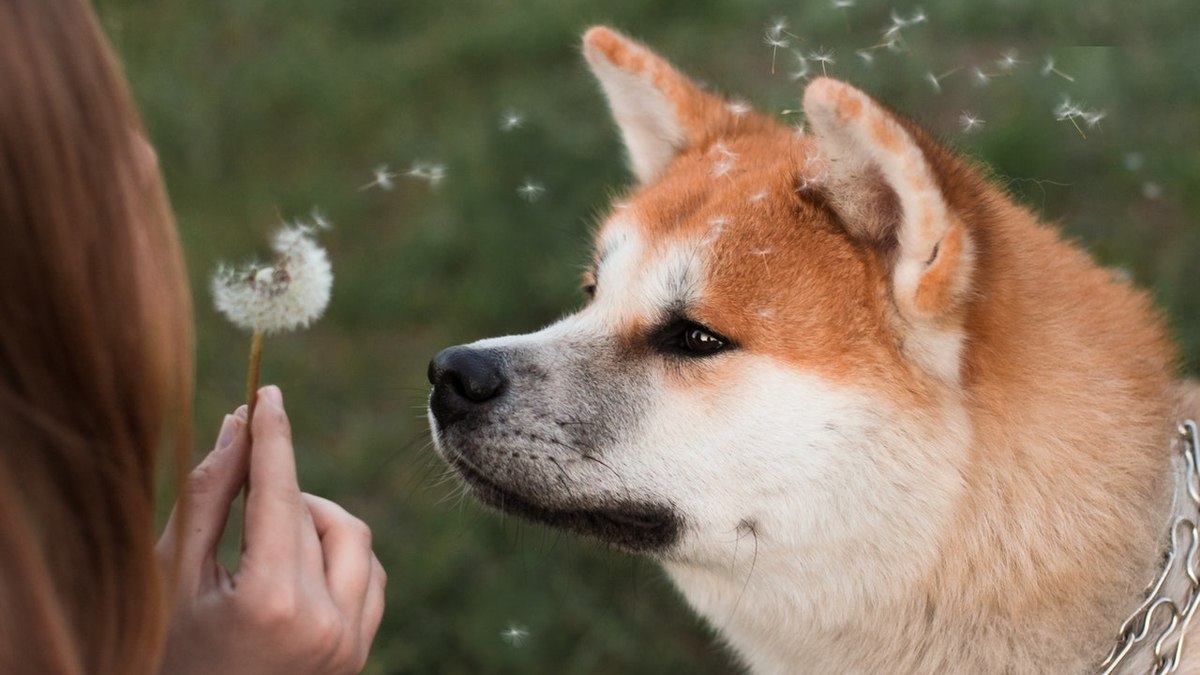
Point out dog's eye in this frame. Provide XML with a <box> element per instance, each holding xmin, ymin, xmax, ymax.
<box><xmin>582</xmin><ymin>283</ymin><xmax>597</xmax><ymax>298</ymax></box>
<box><xmin>677</xmin><ymin>322</ymin><xmax>730</xmax><ymax>356</ymax></box>
<box><xmin>683</xmin><ymin>326</ymin><xmax>725</xmax><ymax>353</ymax></box>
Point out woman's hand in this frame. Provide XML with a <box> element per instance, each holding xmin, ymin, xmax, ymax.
<box><xmin>156</xmin><ymin>386</ymin><xmax>386</xmax><ymax>675</ymax></box>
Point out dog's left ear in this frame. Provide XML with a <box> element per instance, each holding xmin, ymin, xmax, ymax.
<box><xmin>583</xmin><ymin>26</ymin><xmax>763</xmax><ymax>184</ymax></box>
<box><xmin>803</xmin><ymin>78</ymin><xmax>975</xmax><ymax>384</ymax></box>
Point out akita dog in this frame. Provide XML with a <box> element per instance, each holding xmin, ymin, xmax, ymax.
<box><xmin>428</xmin><ymin>26</ymin><xmax>1200</xmax><ymax>674</ymax></box>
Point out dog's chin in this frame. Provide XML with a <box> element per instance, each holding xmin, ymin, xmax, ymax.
<box><xmin>446</xmin><ymin>453</ymin><xmax>682</xmax><ymax>554</ymax></box>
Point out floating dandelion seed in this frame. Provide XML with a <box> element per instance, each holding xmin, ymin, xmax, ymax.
<box><xmin>856</xmin><ymin>50</ymin><xmax>875</xmax><ymax>65</ymax></box>
<box><xmin>359</xmin><ymin>164</ymin><xmax>397</xmax><ymax>191</ymax></box>
<box><xmin>211</xmin><ymin>221</ymin><xmax>333</xmax><ymax>422</ymax></box>
<box><xmin>997</xmin><ymin>49</ymin><xmax>1021</xmax><ymax>71</ymax></box>
<box><xmin>764</xmin><ymin>31</ymin><xmax>791</xmax><ymax>74</ymax></box>
<box><xmin>1041</xmin><ymin>56</ymin><xmax>1075</xmax><ymax>82</ymax></box>
<box><xmin>310</xmin><ymin>207</ymin><xmax>332</xmax><ymax>231</ymax></box>
<box><xmin>832</xmin><ymin>0</ymin><xmax>856</xmax><ymax>8</ymax></box>
<box><xmin>1054</xmin><ymin>96</ymin><xmax>1089</xmax><ymax>138</ymax></box>
<box><xmin>959</xmin><ymin>111</ymin><xmax>985</xmax><ymax>133</ymax></box>
<box><xmin>726</xmin><ymin>101</ymin><xmax>752</xmax><ymax>117</ymax></box>
<box><xmin>767</xmin><ymin>16</ymin><xmax>789</xmax><ymax>39</ymax></box>
<box><xmin>924</xmin><ymin>67</ymin><xmax>960</xmax><ymax>94</ymax></box>
<box><xmin>1082</xmin><ymin>109</ymin><xmax>1107</xmax><ymax>129</ymax></box>
<box><xmin>1142</xmin><ymin>182</ymin><xmax>1163</xmax><ymax>200</ymax></box>
<box><xmin>790</xmin><ymin>51</ymin><xmax>812</xmax><ymax>81</ymax></box>
<box><xmin>517</xmin><ymin>179</ymin><xmax>546</xmax><ymax>202</ymax></box>
<box><xmin>808</xmin><ymin>47</ymin><xmax>835</xmax><ymax>76</ymax></box>
<box><xmin>1124</xmin><ymin>152</ymin><xmax>1145</xmax><ymax>172</ymax></box>
<box><xmin>972</xmin><ymin>67</ymin><xmax>991</xmax><ymax>87</ymax></box>
<box><xmin>404</xmin><ymin>161</ymin><xmax>447</xmax><ymax>188</ymax></box>
<box><xmin>501</xmin><ymin>624</ymin><xmax>530</xmax><ymax>647</ymax></box>
<box><xmin>500</xmin><ymin>109</ymin><xmax>525</xmax><ymax>132</ymax></box>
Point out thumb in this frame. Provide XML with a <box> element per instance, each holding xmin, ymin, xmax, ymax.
<box><xmin>160</xmin><ymin>407</ymin><xmax>251</xmax><ymax>584</ymax></box>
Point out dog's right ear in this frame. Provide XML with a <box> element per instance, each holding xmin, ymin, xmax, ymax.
<box><xmin>583</xmin><ymin>26</ymin><xmax>754</xmax><ymax>184</ymax></box>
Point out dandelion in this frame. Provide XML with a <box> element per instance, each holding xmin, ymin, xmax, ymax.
<box><xmin>1040</xmin><ymin>56</ymin><xmax>1075</xmax><ymax>82</ymax></box>
<box><xmin>211</xmin><ymin>221</ymin><xmax>333</xmax><ymax>423</ymax></box>
<box><xmin>767</xmin><ymin>16</ymin><xmax>789</xmax><ymax>39</ymax></box>
<box><xmin>500</xmin><ymin>109</ymin><xmax>525</xmax><ymax>132</ymax></box>
<box><xmin>501</xmin><ymin>624</ymin><xmax>530</xmax><ymax>647</ymax></box>
<box><xmin>808</xmin><ymin>47</ymin><xmax>835</xmax><ymax>76</ymax></box>
<box><xmin>517</xmin><ymin>178</ymin><xmax>546</xmax><ymax>202</ymax></box>
<box><xmin>727</xmin><ymin>100</ymin><xmax>752</xmax><ymax>117</ymax></box>
<box><xmin>359</xmin><ymin>164</ymin><xmax>397</xmax><ymax>191</ymax></box>
<box><xmin>959</xmin><ymin>111</ymin><xmax>985</xmax><ymax>133</ymax></box>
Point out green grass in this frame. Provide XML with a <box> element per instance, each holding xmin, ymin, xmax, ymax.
<box><xmin>97</xmin><ymin>0</ymin><xmax>1199</xmax><ymax>672</ymax></box>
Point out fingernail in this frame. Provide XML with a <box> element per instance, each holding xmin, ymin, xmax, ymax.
<box><xmin>233</xmin><ymin>405</ymin><xmax>248</xmax><ymax>421</ymax></box>
<box><xmin>216</xmin><ymin>415</ymin><xmax>237</xmax><ymax>450</ymax></box>
<box><xmin>261</xmin><ymin>385</ymin><xmax>283</xmax><ymax>408</ymax></box>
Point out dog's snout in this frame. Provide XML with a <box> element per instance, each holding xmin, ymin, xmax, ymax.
<box><xmin>428</xmin><ymin>346</ymin><xmax>507</xmax><ymax>426</ymax></box>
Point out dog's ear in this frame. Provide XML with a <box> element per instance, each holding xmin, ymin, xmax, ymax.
<box><xmin>583</xmin><ymin>26</ymin><xmax>757</xmax><ymax>184</ymax></box>
<box><xmin>803</xmin><ymin>78</ymin><xmax>975</xmax><ymax>383</ymax></box>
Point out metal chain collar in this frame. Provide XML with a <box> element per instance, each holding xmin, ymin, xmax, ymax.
<box><xmin>1099</xmin><ymin>420</ymin><xmax>1200</xmax><ymax>675</ymax></box>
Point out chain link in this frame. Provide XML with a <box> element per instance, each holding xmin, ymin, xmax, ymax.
<box><xmin>1099</xmin><ymin>420</ymin><xmax>1200</xmax><ymax>674</ymax></box>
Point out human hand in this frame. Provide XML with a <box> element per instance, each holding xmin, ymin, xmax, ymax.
<box><xmin>156</xmin><ymin>386</ymin><xmax>386</xmax><ymax>675</ymax></box>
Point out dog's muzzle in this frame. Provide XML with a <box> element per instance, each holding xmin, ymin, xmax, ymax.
<box><xmin>427</xmin><ymin>345</ymin><xmax>506</xmax><ymax>428</ymax></box>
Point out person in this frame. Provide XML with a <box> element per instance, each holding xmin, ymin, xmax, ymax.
<box><xmin>0</xmin><ymin>1</ymin><xmax>386</xmax><ymax>673</ymax></box>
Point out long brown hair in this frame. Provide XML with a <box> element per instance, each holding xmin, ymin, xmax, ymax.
<box><xmin>0</xmin><ymin>1</ymin><xmax>193</xmax><ymax>673</ymax></box>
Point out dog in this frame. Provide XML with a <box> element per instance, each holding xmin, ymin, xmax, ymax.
<box><xmin>428</xmin><ymin>26</ymin><xmax>1200</xmax><ymax>674</ymax></box>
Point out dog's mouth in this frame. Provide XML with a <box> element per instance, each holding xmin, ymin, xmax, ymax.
<box><xmin>447</xmin><ymin>453</ymin><xmax>682</xmax><ymax>554</ymax></box>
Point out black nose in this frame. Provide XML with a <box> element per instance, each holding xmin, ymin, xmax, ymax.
<box><xmin>428</xmin><ymin>346</ymin><xmax>507</xmax><ymax>427</ymax></box>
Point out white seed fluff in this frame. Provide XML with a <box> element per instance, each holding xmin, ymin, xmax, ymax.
<box><xmin>211</xmin><ymin>223</ymin><xmax>333</xmax><ymax>335</ymax></box>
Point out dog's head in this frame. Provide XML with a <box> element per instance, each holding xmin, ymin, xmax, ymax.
<box><xmin>429</xmin><ymin>27</ymin><xmax>981</xmax><ymax>582</ymax></box>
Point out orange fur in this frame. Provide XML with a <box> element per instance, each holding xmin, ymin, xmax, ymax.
<box><xmin>585</xmin><ymin>26</ymin><xmax>1192</xmax><ymax>672</ymax></box>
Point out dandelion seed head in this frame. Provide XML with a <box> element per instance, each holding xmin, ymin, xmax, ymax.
<box><xmin>211</xmin><ymin>223</ymin><xmax>333</xmax><ymax>335</ymax></box>
<box><xmin>517</xmin><ymin>179</ymin><xmax>546</xmax><ymax>202</ymax></box>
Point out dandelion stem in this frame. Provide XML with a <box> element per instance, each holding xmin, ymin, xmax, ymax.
<box><xmin>245</xmin><ymin>330</ymin><xmax>264</xmax><ymax>426</ymax></box>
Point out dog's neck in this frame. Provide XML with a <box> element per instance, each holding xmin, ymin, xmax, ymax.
<box><xmin>665</xmin><ymin>424</ymin><xmax>1185</xmax><ymax>674</ymax></box>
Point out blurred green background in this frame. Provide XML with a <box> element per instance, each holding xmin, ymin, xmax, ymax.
<box><xmin>96</xmin><ymin>0</ymin><xmax>1199</xmax><ymax>672</ymax></box>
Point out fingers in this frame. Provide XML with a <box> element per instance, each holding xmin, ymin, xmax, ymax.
<box><xmin>159</xmin><ymin>407</ymin><xmax>250</xmax><ymax>579</ymax></box>
<box><xmin>302</xmin><ymin>494</ymin><xmax>376</xmax><ymax>621</ymax></box>
<box><xmin>361</xmin><ymin>554</ymin><xmax>387</xmax><ymax>655</ymax></box>
<box><xmin>243</xmin><ymin>386</ymin><xmax>305</xmax><ymax>570</ymax></box>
